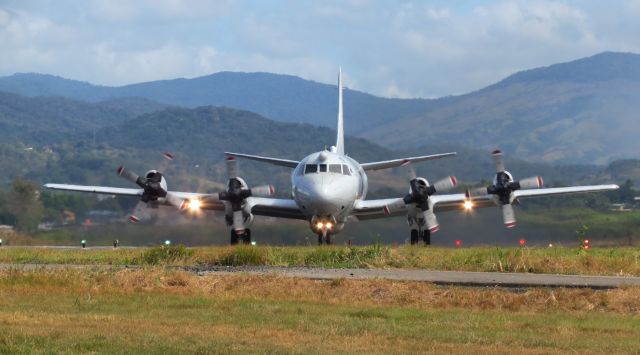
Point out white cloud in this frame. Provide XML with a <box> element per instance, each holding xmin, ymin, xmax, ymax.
<box><xmin>426</xmin><ymin>8</ymin><xmax>450</xmax><ymax>20</ymax></box>
<box><xmin>88</xmin><ymin>0</ymin><xmax>235</xmax><ymax>22</ymax></box>
<box><xmin>0</xmin><ymin>1</ymin><xmax>638</xmax><ymax>98</ymax></box>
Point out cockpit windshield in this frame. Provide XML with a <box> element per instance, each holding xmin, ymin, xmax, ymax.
<box><xmin>303</xmin><ymin>163</ymin><xmax>351</xmax><ymax>175</ymax></box>
<box><xmin>304</xmin><ymin>164</ymin><xmax>318</xmax><ymax>174</ymax></box>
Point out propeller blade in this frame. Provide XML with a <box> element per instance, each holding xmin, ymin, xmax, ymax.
<box><xmin>163</xmin><ymin>152</ymin><xmax>174</xmax><ymax>161</ymax></box>
<box><xmin>422</xmin><ymin>209</ymin><xmax>440</xmax><ymax>233</ymax></box>
<box><xmin>383</xmin><ymin>198</ymin><xmax>406</xmax><ymax>215</ymax></box>
<box><xmin>406</xmin><ymin>164</ymin><xmax>417</xmax><ymax>180</ymax></box>
<box><xmin>232</xmin><ymin>209</ymin><xmax>245</xmax><ymax>235</ymax></box>
<box><xmin>128</xmin><ymin>201</ymin><xmax>146</xmax><ymax>223</ymax></box>
<box><xmin>465</xmin><ymin>187</ymin><xmax>489</xmax><ymax>198</ymax></box>
<box><xmin>492</xmin><ymin>149</ymin><xmax>505</xmax><ymax>173</ymax></box>
<box><xmin>518</xmin><ymin>176</ymin><xmax>543</xmax><ymax>189</ymax></box>
<box><xmin>117</xmin><ymin>166</ymin><xmax>142</xmax><ymax>186</ymax></box>
<box><xmin>157</xmin><ymin>151</ymin><xmax>174</xmax><ymax>174</ymax></box>
<box><xmin>501</xmin><ymin>203</ymin><xmax>517</xmax><ymax>228</ymax></box>
<box><xmin>226</xmin><ymin>156</ymin><xmax>239</xmax><ymax>180</ymax></box>
<box><xmin>165</xmin><ymin>192</ymin><xmax>186</xmax><ymax>210</ymax></box>
<box><xmin>432</xmin><ymin>176</ymin><xmax>457</xmax><ymax>193</ymax></box>
<box><xmin>250</xmin><ymin>184</ymin><xmax>275</xmax><ymax>197</ymax></box>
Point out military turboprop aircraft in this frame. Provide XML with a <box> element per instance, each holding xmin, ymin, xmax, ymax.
<box><xmin>45</xmin><ymin>70</ymin><xmax>619</xmax><ymax>245</ymax></box>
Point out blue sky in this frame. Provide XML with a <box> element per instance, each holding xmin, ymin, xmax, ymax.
<box><xmin>1</xmin><ymin>0</ymin><xmax>639</xmax><ymax>98</ymax></box>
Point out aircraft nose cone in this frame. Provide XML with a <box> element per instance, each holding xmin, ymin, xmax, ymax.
<box><xmin>306</xmin><ymin>181</ymin><xmax>341</xmax><ymax>215</ymax></box>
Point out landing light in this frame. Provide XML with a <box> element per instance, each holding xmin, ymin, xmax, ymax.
<box><xmin>316</xmin><ymin>222</ymin><xmax>324</xmax><ymax>230</ymax></box>
<box><xmin>187</xmin><ymin>199</ymin><xmax>202</xmax><ymax>212</ymax></box>
<box><xmin>325</xmin><ymin>222</ymin><xmax>333</xmax><ymax>229</ymax></box>
<box><xmin>463</xmin><ymin>200</ymin><xmax>474</xmax><ymax>210</ymax></box>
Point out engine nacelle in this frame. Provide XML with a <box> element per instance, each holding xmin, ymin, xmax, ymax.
<box><xmin>143</xmin><ymin>170</ymin><xmax>168</xmax><ymax>202</ymax></box>
<box><xmin>228</xmin><ymin>176</ymin><xmax>249</xmax><ymax>191</ymax></box>
<box><xmin>493</xmin><ymin>171</ymin><xmax>513</xmax><ymax>186</ymax></box>
<box><xmin>409</xmin><ymin>177</ymin><xmax>429</xmax><ymax>194</ymax></box>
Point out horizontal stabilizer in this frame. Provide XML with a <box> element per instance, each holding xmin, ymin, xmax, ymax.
<box><xmin>224</xmin><ymin>152</ymin><xmax>299</xmax><ymax>168</ymax></box>
<box><xmin>361</xmin><ymin>152</ymin><xmax>456</xmax><ymax>171</ymax></box>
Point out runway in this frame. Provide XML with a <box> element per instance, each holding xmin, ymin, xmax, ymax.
<box><xmin>195</xmin><ymin>265</ymin><xmax>640</xmax><ymax>289</ymax></box>
<box><xmin>1</xmin><ymin>263</ymin><xmax>638</xmax><ymax>289</ymax></box>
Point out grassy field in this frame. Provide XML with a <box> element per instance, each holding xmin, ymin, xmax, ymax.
<box><xmin>1</xmin><ymin>244</ymin><xmax>640</xmax><ymax>276</ymax></box>
<box><xmin>0</xmin><ymin>268</ymin><xmax>638</xmax><ymax>353</ymax></box>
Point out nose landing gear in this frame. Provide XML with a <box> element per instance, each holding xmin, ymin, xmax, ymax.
<box><xmin>230</xmin><ymin>229</ymin><xmax>252</xmax><ymax>245</ymax></box>
<box><xmin>318</xmin><ymin>231</ymin><xmax>332</xmax><ymax>245</ymax></box>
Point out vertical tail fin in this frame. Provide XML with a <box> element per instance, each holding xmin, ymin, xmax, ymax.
<box><xmin>336</xmin><ymin>68</ymin><xmax>345</xmax><ymax>155</ymax></box>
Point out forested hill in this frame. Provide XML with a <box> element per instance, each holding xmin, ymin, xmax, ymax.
<box><xmin>4</xmin><ymin>52</ymin><xmax>640</xmax><ymax>164</ymax></box>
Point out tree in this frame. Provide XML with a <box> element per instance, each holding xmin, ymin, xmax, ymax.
<box><xmin>9</xmin><ymin>179</ymin><xmax>43</xmax><ymax>233</ymax></box>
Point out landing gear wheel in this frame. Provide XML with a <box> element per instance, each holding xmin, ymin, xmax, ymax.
<box><xmin>230</xmin><ymin>230</ymin><xmax>239</xmax><ymax>245</ymax></box>
<box><xmin>422</xmin><ymin>229</ymin><xmax>431</xmax><ymax>245</ymax></box>
<box><xmin>318</xmin><ymin>233</ymin><xmax>332</xmax><ymax>245</ymax></box>
<box><xmin>410</xmin><ymin>230</ymin><xmax>419</xmax><ymax>245</ymax></box>
<box><xmin>242</xmin><ymin>229</ymin><xmax>252</xmax><ymax>244</ymax></box>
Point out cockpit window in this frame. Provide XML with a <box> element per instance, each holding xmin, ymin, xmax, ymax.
<box><xmin>304</xmin><ymin>164</ymin><xmax>318</xmax><ymax>174</ymax></box>
<box><xmin>329</xmin><ymin>164</ymin><xmax>342</xmax><ymax>174</ymax></box>
<box><xmin>318</xmin><ymin>164</ymin><xmax>328</xmax><ymax>172</ymax></box>
<box><xmin>342</xmin><ymin>164</ymin><xmax>351</xmax><ymax>175</ymax></box>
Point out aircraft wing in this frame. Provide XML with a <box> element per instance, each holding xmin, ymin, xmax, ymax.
<box><xmin>351</xmin><ymin>184</ymin><xmax>617</xmax><ymax>220</ymax></box>
<box><xmin>45</xmin><ymin>184</ymin><xmax>143</xmax><ymax>197</ymax></box>
<box><xmin>352</xmin><ymin>194</ymin><xmax>492</xmax><ymax>220</ymax></box>
<box><xmin>44</xmin><ymin>183</ymin><xmax>213</xmax><ymax>200</ymax></box>
<box><xmin>224</xmin><ymin>152</ymin><xmax>299</xmax><ymax>168</ymax></box>
<box><xmin>512</xmin><ymin>185</ymin><xmax>619</xmax><ymax>199</ymax></box>
<box><xmin>245</xmin><ymin>197</ymin><xmax>307</xmax><ymax>220</ymax></box>
<box><xmin>360</xmin><ymin>152</ymin><xmax>456</xmax><ymax>171</ymax></box>
<box><xmin>176</xmin><ymin>196</ymin><xmax>305</xmax><ymax>219</ymax></box>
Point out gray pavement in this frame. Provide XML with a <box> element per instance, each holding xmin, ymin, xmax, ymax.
<box><xmin>190</xmin><ymin>265</ymin><xmax>640</xmax><ymax>289</ymax></box>
<box><xmin>1</xmin><ymin>263</ymin><xmax>638</xmax><ymax>289</ymax></box>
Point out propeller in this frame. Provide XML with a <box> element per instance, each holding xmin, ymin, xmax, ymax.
<box><xmin>117</xmin><ymin>153</ymin><xmax>186</xmax><ymax>223</ymax></box>
<box><xmin>385</xmin><ymin>164</ymin><xmax>457</xmax><ymax>233</ymax></box>
<box><xmin>219</xmin><ymin>156</ymin><xmax>274</xmax><ymax>235</ymax></box>
<box><xmin>466</xmin><ymin>149</ymin><xmax>543</xmax><ymax>228</ymax></box>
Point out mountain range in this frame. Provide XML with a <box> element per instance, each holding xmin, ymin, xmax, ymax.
<box><xmin>1</xmin><ymin>52</ymin><xmax>640</xmax><ymax>164</ymax></box>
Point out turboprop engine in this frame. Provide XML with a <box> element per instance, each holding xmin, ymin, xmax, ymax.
<box><xmin>465</xmin><ymin>150</ymin><xmax>543</xmax><ymax>228</ymax></box>
<box><xmin>384</xmin><ymin>165</ymin><xmax>457</xmax><ymax>245</ymax></box>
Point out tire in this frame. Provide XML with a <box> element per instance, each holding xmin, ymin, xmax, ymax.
<box><xmin>243</xmin><ymin>229</ymin><xmax>252</xmax><ymax>244</ymax></box>
<box><xmin>422</xmin><ymin>229</ymin><xmax>431</xmax><ymax>245</ymax></box>
<box><xmin>326</xmin><ymin>234</ymin><xmax>332</xmax><ymax>245</ymax></box>
<box><xmin>410</xmin><ymin>230</ymin><xmax>419</xmax><ymax>245</ymax></box>
<box><xmin>318</xmin><ymin>234</ymin><xmax>323</xmax><ymax>245</ymax></box>
<box><xmin>230</xmin><ymin>230</ymin><xmax>239</xmax><ymax>245</ymax></box>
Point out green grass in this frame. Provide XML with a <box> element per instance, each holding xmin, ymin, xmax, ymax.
<box><xmin>1</xmin><ymin>245</ymin><xmax>640</xmax><ymax>276</ymax></box>
<box><xmin>0</xmin><ymin>269</ymin><xmax>638</xmax><ymax>353</ymax></box>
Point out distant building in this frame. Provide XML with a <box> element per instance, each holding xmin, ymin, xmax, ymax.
<box><xmin>610</xmin><ymin>203</ymin><xmax>632</xmax><ymax>212</ymax></box>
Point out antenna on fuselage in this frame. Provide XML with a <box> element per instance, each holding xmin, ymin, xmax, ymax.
<box><xmin>335</xmin><ymin>68</ymin><xmax>345</xmax><ymax>155</ymax></box>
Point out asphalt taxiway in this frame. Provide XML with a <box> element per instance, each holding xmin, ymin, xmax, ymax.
<box><xmin>1</xmin><ymin>263</ymin><xmax>638</xmax><ymax>289</ymax></box>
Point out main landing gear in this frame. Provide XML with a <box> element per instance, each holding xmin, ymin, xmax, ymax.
<box><xmin>410</xmin><ymin>229</ymin><xmax>431</xmax><ymax>245</ymax></box>
<box><xmin>230</xmin><ymin>229</ymin><xmax>252</xmax><ymax>245</ymax></box>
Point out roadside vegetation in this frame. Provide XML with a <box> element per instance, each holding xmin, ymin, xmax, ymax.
<box><xmin>1</xmin><ymin>244</ymin><xmax>639</xmax><ymax>276</ymax></box>
<box><xmin>0</xmin><ymin>268</ymin><xmax>638</xmax><ymax>353</ymax></box>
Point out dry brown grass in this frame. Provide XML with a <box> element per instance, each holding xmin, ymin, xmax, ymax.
<box><xmin>4</xmin><ymin>268</ymin><xmax>638</xmax><ymax>315</ymax></box>
<box><xmin>0</xmin><ymin>268</ymin><xmax>638</xmax><ymax>353</ymax></box>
